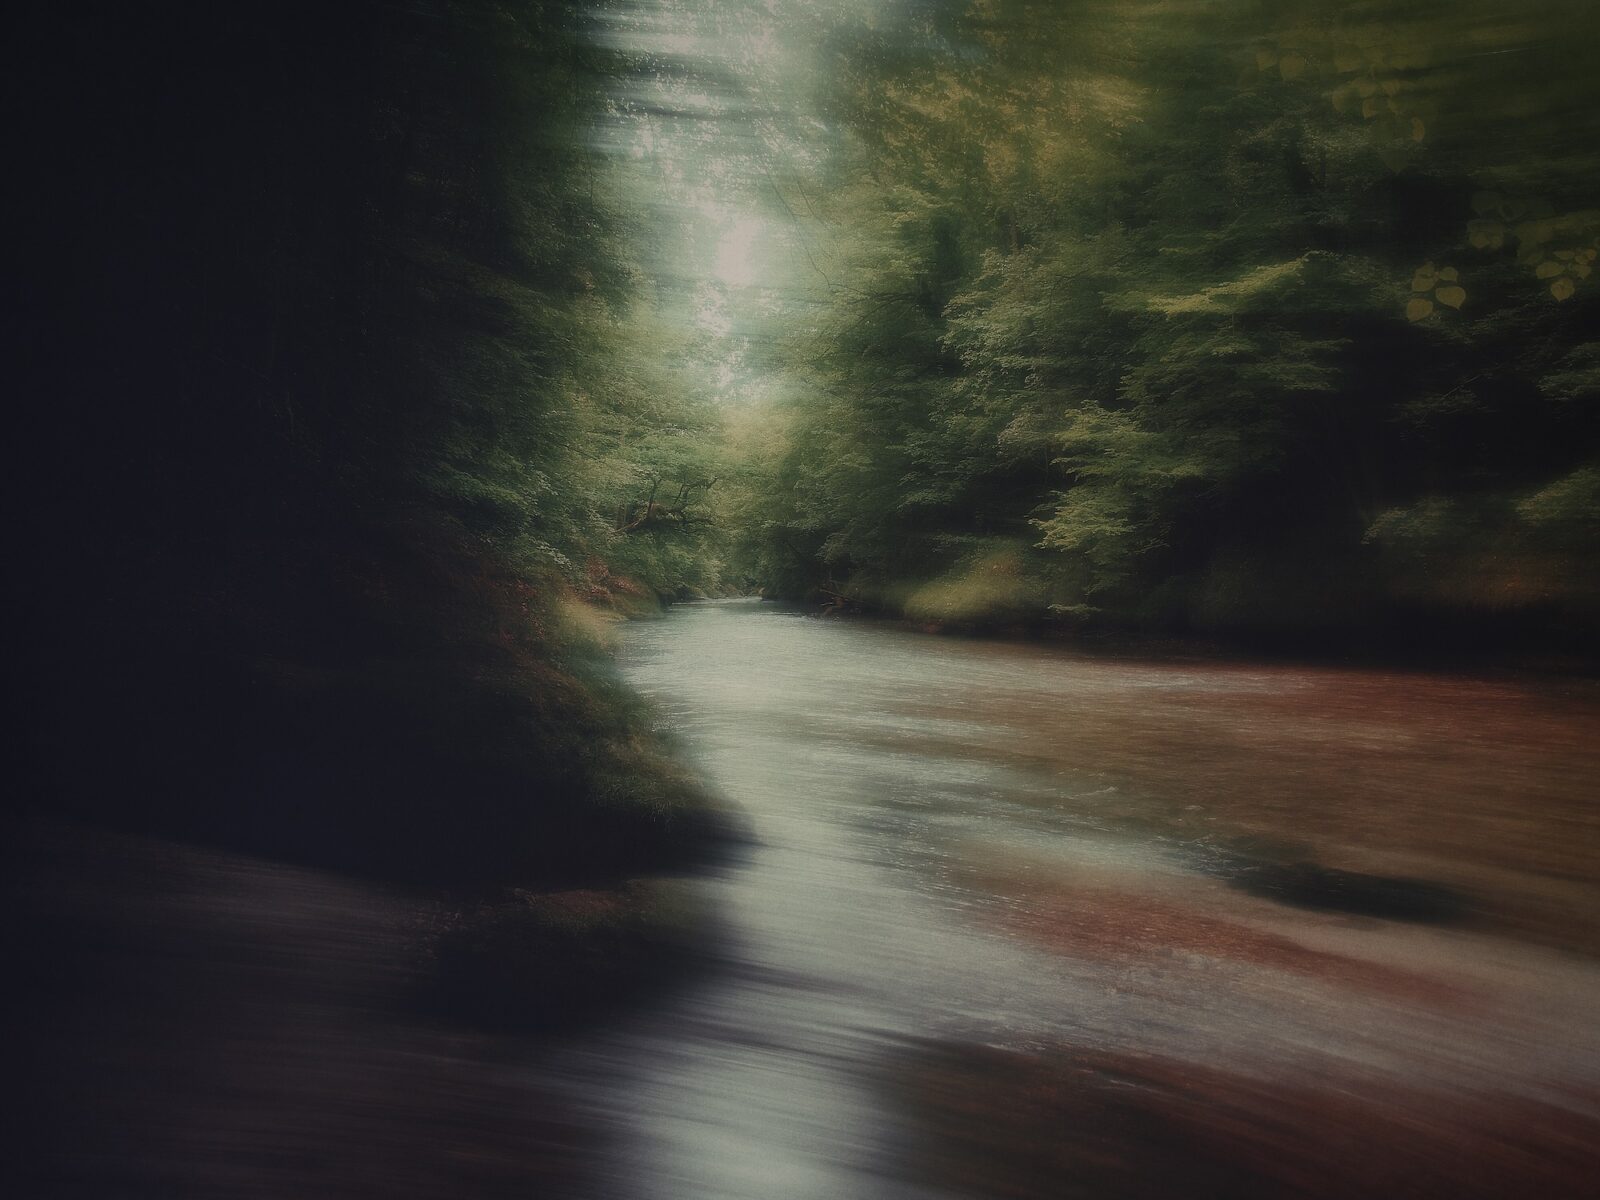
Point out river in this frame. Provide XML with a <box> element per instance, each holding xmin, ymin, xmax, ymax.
<box><xmin>549</xmin><ymin>599</ymin><xmax>1600</xmax><ymax>1198</ymax></box>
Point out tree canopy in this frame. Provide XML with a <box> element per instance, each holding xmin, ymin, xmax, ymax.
<box><xmin>718</xmin><ymin>0</ymin><xmax>1600</xmax><ymax>644</ymax></box>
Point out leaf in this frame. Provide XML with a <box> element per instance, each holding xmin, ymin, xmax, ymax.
<box><xmin>1381</xmin><ymin>77</ymin><xmax>1402</xmax><ymax>96</ymax></box>
<box><xmin>1468</xmin><ymin>221</ymin><xmax>1504</xmax><ymax>250</ymax></box>
<box><xmin>1355</xmin><ymin>78</ymin><xmax>1377</xmax><ymax>98</ymax></box>
<box><xmin>1256</xmin><ymin>48</ymin><xmax>1276</xmax><ymax>71</ymax></box>
<box><xmin>1411</xmin><ymin>266</ymin><xmax>1438</xmax><ymax>291</ymax></box>
<box><xmin>1435</xmin><ymin>285</ymin><xmax>1466</xmax><ymax>309</ymax></box>
<box><xmin>1331</xmin><ymin>85</ymin><xmax>1353</xmax><ymax>114</ymax></box>
<box><xmin>1406</xmin><ymin>297</ymin><xmax>1434</xmax><ymax>321</ymax></box>
<box><xmin>1576</xmin><ymin>263</ymin><xmax>1593</xmax><ymax>280</ymax></box>
<box><xmin>1437</xmin><ymin>267</ymin><xmax>1459</xmax><ymax>282</ymax></box>
<box><xmin>1362</xmin><ymin>97</ymin><xmax>1380</xmax><ymax>119</ymax></box>
<box><xmin>1334</xmin><ymin>46</ymin><xmax>1363</xmax><ymax>72</ymax></box>
<box><xmin>1410</xmin><ymin>116</ymin><xmax>1426</xmax><ymax>142</ymax></box>
<box><xmin>1555</xmin><ymin>249</ymin><xmax>1576</xmax><ymax>261</ymax></box>
<box><xmin>1535</xmin><ymin>260</ymin><xmax>1564</xmax><ymax>279</ymax></box>
<box><xmin>1551</xmin><ymin>277</ymin><xmax>1576</xmax><ymax>301</ymax></box>
<box><xmin>1278</xmin><ymin>53</ymin><xmax>1307</xmax><ymax>81</ymax></box>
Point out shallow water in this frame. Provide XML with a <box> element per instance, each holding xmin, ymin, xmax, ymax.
<box><xmin>550</xmin><ymin>599</ymin><xmax>1600</xmax><ymax>1198</ymax></box>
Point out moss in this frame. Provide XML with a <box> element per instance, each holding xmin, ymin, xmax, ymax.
<box><xmin>902</xmin><ymin>547</ymin><xmax>1047</xmax><ymax>628</ymax></box>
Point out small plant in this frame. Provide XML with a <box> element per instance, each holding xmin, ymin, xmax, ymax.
<box><xmin>1406</xmin><ymin>262</ymin><xmax>1465</xmax><ymax>320</ymax></box>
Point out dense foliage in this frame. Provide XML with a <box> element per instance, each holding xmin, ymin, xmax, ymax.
<box><xmin>731</xmin><ymin>0</ymin><xmax>1600</xmax><ymax>646</ymax></box>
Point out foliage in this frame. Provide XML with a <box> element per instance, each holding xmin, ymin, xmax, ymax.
<box><xmin>728</xmin><ymin>0</ymin><xmax>1600</xmax><ymax>639</ymax></box>
<box><xmin>11</xmin><ymin>0</ymin><xmax>733</xmax><ymax>881</ymax></box>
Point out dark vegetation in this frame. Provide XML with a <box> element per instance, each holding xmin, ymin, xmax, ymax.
<box><xmin>7</xmin><ymin>3</ymin><xmax>738</xmax><ymax>1191</ymax></box>
<box><xmin>726</xmin><ymin>1</ymin><xmax>1600</xmax><ymax>654</ymax></box>
<box><xmin>9</xmin><ymin>1</ymin><xmax>732</xmax><ymax>884</ymax></box>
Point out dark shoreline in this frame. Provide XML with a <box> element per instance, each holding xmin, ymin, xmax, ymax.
<box><xmin>3</xmin><ymin>813</ymin><xmax>741</xmax><ymax>1199</ymax></box>
<box><xmin>758</xmin><ymin>594</ymin><xmax>1600</xmax><ymax>679</ymax></box>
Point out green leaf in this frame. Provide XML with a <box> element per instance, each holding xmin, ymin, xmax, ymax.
<box><xmin>1437</xmin><ymin>267</ymin><xmax>1459</xmax><ymax>283</ymax></box>
<box><xmin>1467</xmin><ymin>220</ymin><xmax>1504</xmax><ymax>250</ymax></box>
<box><xmin>1279</xmin><ymin>53</ymin><xmax>1307</xmax><ymax>81</ymax></box>
<box><xmin>1406</xmin><ymin>297</ymin><xmax>1434</xmax><ymax>321</ymax></box>
<box><xmin>1411</xmin><ymin>266</ymin><xmax>1438</xmax><ymax>291</ymax></box>
<box><xmin>1436</xmin><ymin>285</ymin><xmax>1466</xmax><ymax>309</ymax></box>
<box><xmin>1552</xmin><ymin>277</ymin><xmax>1576</xmax><ymax>301</ymax></box>
<box><xmin>1334</xmin><ymin>46</ymin><xmax>1363</xmax><ymax>72</ymax></box>
<box><xmin>1536</xmin><ymin>260</ymin><xmax>1564</xmax><ymax>279</ymax></box>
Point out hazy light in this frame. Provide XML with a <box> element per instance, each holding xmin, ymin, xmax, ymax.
<box><xmin>713</xmin><ymin>216</ymin><xmax>765</xmax><ymax>288</ymax></box>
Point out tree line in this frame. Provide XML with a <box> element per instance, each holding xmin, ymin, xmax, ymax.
<box><xmin>724</xmin><ymin>0</ymin><xmax>1600</xmax><ymax>648</ymax></box>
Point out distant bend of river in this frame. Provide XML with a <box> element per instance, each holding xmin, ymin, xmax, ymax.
<box><xmin>549</xmin><ymin>598</ymin><xmax>1600</xmax><ymax>1200</ymax></box>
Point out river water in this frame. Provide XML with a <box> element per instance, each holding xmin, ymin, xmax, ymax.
<box><xmin>551</xmin><ymin>599</ymin><xmax>1600</xmax><ymax>1198</ymax></box>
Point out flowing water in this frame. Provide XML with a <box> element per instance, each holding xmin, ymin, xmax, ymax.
<box><xmin>550</xmin><ymin>599</ymin><xmax>1600</xmax><ymax>1198</ymax></box>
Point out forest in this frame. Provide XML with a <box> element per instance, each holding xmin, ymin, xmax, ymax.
<box><xmin>725</xmin><ymin>0</ymin><xmax>1600</xmax><ymax>646</ymax></box>
<box><xmin>8</xmin><ymin>1</ymin><xmax>1599</xmax><ymax>1197</ymax></box>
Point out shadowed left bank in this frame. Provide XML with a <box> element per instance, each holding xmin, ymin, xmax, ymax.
<box><xmin>4</xmin><ymin>4</ymin><xmax>738</xmax><ymax>1194</ymax></box>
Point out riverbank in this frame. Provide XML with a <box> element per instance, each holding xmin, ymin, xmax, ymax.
<box><xmin>782</xmin><ymin>592</ymin><xmax>1600</xmax><ymax>679</ymax></box>
<box><xmin>3</xmin><ymin>814</ymin><xmax>734</xmax><ymax>1197</ymax></box>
